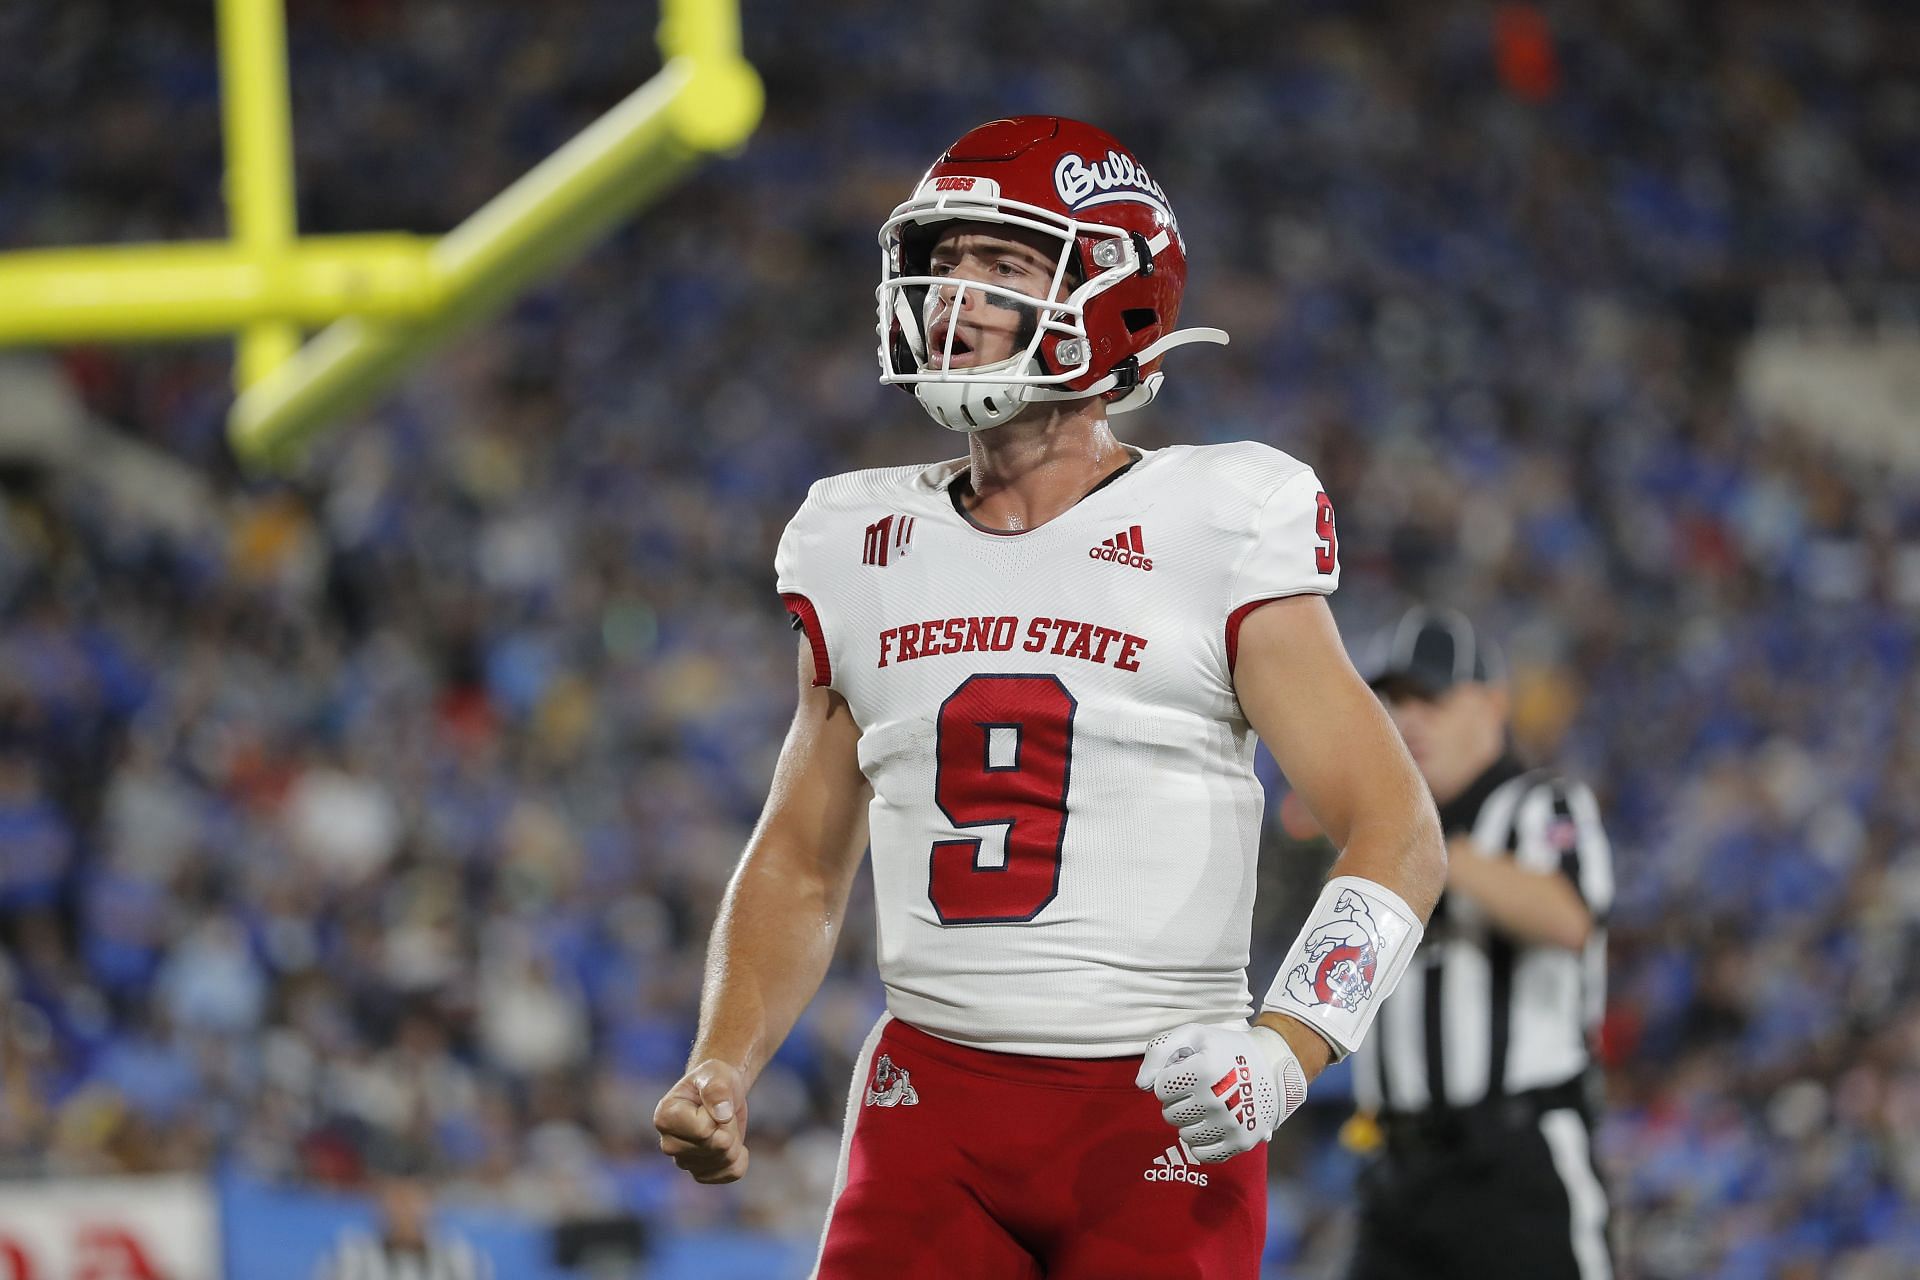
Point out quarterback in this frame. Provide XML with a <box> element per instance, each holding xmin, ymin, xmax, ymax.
<box><xmin>654</xmin><ymin>117</ymin><xmax>1447</xmax><ymax>1277</ymax></box>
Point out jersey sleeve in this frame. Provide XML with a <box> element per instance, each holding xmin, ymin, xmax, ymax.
<box><xmin>774</xmin><ymin>484</ymin><xmax>835</xmax><ymax>688</ymax></box>
<box><xmin>1223</xmin><ymin>466</ymin><xmax>1340</xmax><ymax>671</ymax></box>
<box><xmin>1226</xmin><ymin>466</ymin><xmax>1340</xmax><ymax>607</ymax></box>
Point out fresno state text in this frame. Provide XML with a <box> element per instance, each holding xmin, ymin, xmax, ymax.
<box><xmin>877</xmin><ymin>614</ymin><xmax>1148</xmax><ymax>673</ymax></box>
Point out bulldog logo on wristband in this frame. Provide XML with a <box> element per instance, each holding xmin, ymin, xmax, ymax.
<box><xmin>1265</xmin><ymin>875</ymin><xmax>1424</xmax><ymax>1061</ymax></box>
<box><xmin>1283</xmin><ymin>888</ymin><xmax>1381</xmax><ymax>1014</ymax></box>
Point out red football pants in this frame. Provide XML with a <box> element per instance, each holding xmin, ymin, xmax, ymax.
<box><xmin>813</xmin><ymin>1015</ymin><xmax>1268</xmax><ymax>1279</ymax></box>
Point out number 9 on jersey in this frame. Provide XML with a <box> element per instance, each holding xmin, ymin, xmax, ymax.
<box><xmin>929</xmin><ymin>674</ymin><xmax>1077</xmax><ymax>924</ymax></box>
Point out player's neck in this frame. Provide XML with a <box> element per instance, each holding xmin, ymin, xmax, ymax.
<box><xmin>958</xmin><ymin>403</ymin><xmax>1133</xmax><ymax>532</ymax></box>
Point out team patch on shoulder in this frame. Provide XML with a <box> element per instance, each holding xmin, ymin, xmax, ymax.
<box><xmin>862</xmin><ymin>514</ymin><xmax>916</xmax><ymax>567</ymax></box>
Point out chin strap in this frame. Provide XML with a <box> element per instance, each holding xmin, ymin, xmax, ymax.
<box><xmin>1110</xmin><ymin>327</ymin><xmax>1229</xmax><ymax>414</ymax></box>
<box><xmin>1137</xmin><ymin>326</ymin><xmax>1232</xmax><ymax>364</ymax></box>
<box><xmin>1024</xmin><ymin>326</ymin><xmax>1232</xmax><ymax>413</ymax></box>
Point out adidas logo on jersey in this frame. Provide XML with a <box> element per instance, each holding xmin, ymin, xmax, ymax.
<box><xmin>1143</xmin><ymin>1141</ymin><xmax>1209</xmax><ymax>1186</ymax></box>
<box><xmin>1090</xmin><ymin>525</ymin><xmax>1153</xmax><ymax>571</ymax></box>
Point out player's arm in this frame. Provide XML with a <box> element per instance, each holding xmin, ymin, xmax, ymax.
<box><xmin>653</xmin><ymin>638</ymin><xmax>871</xmax><ymax>1184</ymax></box>
<box><xmin>1233</xmin><ymin>593</ymin><xmax>1445</xmax><ymax>1070</ymax></box>
<box><xmin>1138</xmin><ymin>593</ymin><xmax>1443</xmax><ymax>1163</ymax></box>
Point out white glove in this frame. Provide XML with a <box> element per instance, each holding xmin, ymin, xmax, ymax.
<box><xmin>1134</xmin><ymin>1022</ymin><xmax>1309</xmax><ymax>1163</ymax></box>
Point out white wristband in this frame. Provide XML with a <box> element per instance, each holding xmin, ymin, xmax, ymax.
<box><xmin>1261</xmin><ymin>875</ymin><xmax>1424</xmax><ymax>1062</ymax></box>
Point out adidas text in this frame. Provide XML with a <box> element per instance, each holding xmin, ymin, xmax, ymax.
<box><xmin>1088</xmin><ymin>545</ymin><xmax>1153</xmax><ymax>571</ymax></box>
<box><xmin>1143</xmin><ymin>1163</ymin><xmax>1209</xmax><ymax>1185</ymax></box>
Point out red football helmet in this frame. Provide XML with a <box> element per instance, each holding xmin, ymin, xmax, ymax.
<box><xmin>878</xmin><ymin>116</ymin><xmax>1228</xmax><ymax>432</ymax></box>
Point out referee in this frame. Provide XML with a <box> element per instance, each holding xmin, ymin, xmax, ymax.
<box><xmin>1345</xmin><ymin>606</ymin><xmax>1615</xmax><ymax>1280</ymax></box>
<box><xmin>314</xmin><ymin>1174</ymin><xmax>491</xmax><ymax>1280</ymax></box>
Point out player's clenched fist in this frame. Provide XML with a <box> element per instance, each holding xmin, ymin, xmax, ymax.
<box><xmin>654</xmin><ymin>1060</ymin><xmax>750</xmax><ymax>1183</ymax></box>
<box><xmin>1134</xmin><ymin>1023</ymin><xmax>1310</xmax><ymax>1163</ymax></box>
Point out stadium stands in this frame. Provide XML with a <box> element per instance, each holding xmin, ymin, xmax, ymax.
<box><xmin>1</xmin><ymin>2</ymin><xmax>1916</xmax><ymax>1275</ymax></box>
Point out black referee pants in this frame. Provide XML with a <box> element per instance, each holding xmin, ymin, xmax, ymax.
<box><xmin>1346</xmin><ymin>1106</ymin><xmax>1613</xmax><ymax>1280</ymax></box>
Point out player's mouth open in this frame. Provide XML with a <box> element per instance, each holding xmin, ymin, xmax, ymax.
<box><xmin>928</xmin><ymin>325</ymin><xmax>978</xmax><ymax>368</ymax></box>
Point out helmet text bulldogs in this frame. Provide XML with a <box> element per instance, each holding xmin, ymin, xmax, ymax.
<box><xmin>1052</xmin><ymin>150</ymin><xmax>1176</xmax><ymax>228</ymax></box>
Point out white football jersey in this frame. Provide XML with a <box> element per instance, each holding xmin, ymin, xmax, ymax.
<box><xmin>775</xmin><ymin>442</ymin><xmax>1339</xmax><ymax>1056</ymax></box>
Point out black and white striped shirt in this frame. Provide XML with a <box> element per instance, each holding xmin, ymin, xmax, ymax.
<box><xmin>1354</xmin><ymin>756</ymin><xmax>1614</xmax><ymax>1114</ymax></box>
<box><xmin>316</xmin><ymin>1234</ymin><xmax>492</xmax><ymax>1280</ymax></box>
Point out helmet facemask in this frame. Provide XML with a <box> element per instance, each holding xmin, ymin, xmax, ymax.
<box><xmin>878</xmin><ymin>195</ymin><xmax>1149</xmax><ymax>433</ymax></box>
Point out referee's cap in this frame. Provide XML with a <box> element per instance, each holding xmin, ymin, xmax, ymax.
<box><xmin>1361</xmin><ymin>606</ymin><xmax>1506</xmax><ymax>697</ymax></box>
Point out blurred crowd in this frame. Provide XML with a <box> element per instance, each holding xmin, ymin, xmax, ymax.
<box><xmin>2</xmin><ymin>1</ymin><xmax>1919</xmax><ymax>1276</ymax></box>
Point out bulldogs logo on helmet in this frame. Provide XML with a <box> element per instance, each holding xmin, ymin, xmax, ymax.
<box><xmin>877</xmin><ymin>116</ymin><xmax>1228</xmax><ymax>432</ymax></box>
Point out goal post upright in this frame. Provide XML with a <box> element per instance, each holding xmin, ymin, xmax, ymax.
<box><xmin>217</xmin><ymin>0</ymin><xmax>302</xmax><ymax>391</ymax></box>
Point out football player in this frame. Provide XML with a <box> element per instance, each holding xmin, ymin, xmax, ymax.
<box><xmin>654</xmin><ymin>116</ymin><xmax>1447</xmax><ymax>1278</ymax></box>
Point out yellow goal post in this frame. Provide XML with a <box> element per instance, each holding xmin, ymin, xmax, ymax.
<box><xmin>0</xmin><ymin>0</ymin><xmax>761</xmax><ymax>467</ymax></box>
